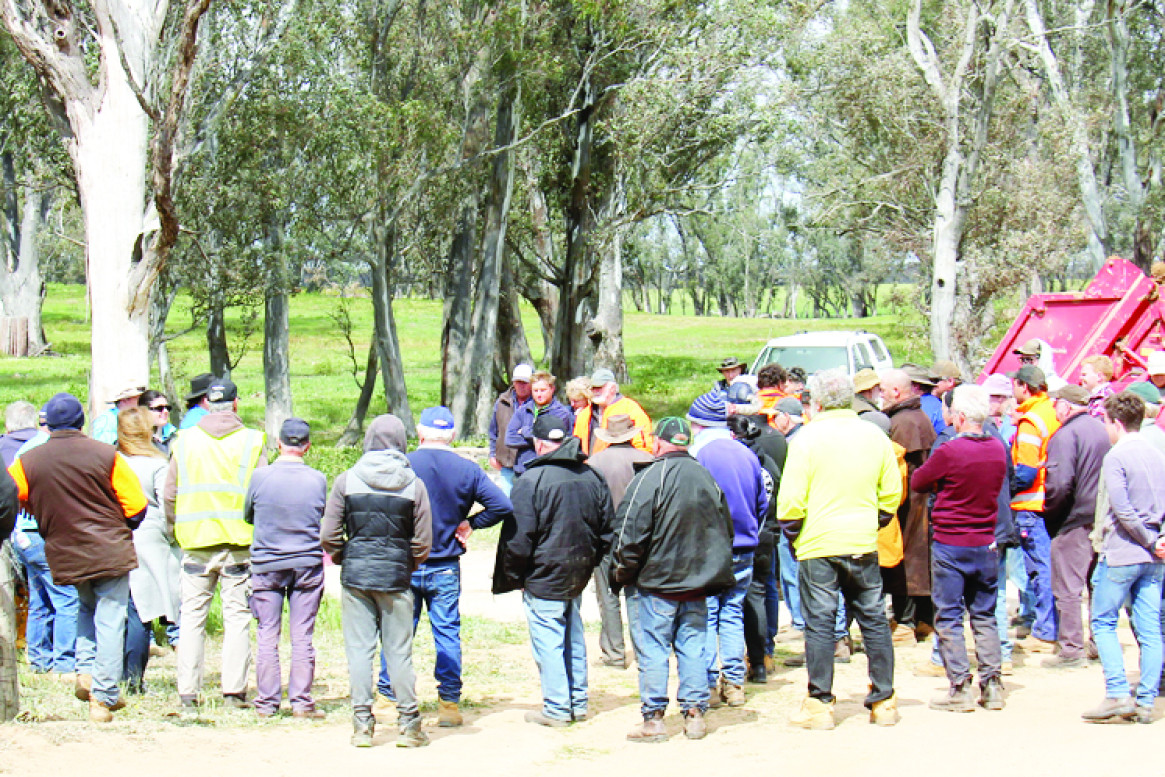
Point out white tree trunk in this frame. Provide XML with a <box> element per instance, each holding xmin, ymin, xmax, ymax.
<box><xmin>0</xmin><ymin>180</ymin><xmax>47</xmax><ymax>351</ymax></box>
<box><xmin>930</xmin><ymin>153</ymin><xmax>963</xmax><ymax>360</ymax></box>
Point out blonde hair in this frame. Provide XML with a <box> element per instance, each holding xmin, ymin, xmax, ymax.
<box><xmin>1081</xmin><ymin>354</ymin><xmax>1113</xmax><ymax>381</ymax></box>
<box><xmin>118</xmin><ymin>406</ymin><xmax>165</xmax><ymax>459</ymax></box>
<box><xmin>532</xmin><ymin>370</ymin><xmax>557</xmax><ymax>388</ymax></box>
<box><xmin>564</xmin><ymin>377</ymin><xmax>590</xmax><ymax>403</ymax></box>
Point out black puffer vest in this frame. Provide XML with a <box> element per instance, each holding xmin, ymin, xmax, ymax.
<box><xmin>342</xmin><ymin>472</ymin><xmax>415</xmax><ymax>592</ymax></box>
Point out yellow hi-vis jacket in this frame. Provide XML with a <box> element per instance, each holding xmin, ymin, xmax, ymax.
<box><xmin>173</xmin><ymin>425</ymin><xmax>265</xmax><ymax>549</ymax></box>
<box><xmin>1010</xmin><ymin>393</ymin><xmax>1060</xmax><ymax>512</ymax></box>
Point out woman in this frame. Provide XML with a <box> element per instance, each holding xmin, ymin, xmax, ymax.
<box><xmin>564</xmin><ymin>377</ymin><xmax>591</xmax><ymax>413</ymax></box>
<box><xmin>138</xmin><ymin>389</ymin><xmax>177</xmax><ymax>455</ymax></box>
<box><xmin>505</xmin><ymin>370</ymin><xmax>575</xmax><ymax>474</ymax></box>
<box><xmin>117</xmin><ymin>407</ymin><xmax>182</xmax><ymax>692</ymax></box>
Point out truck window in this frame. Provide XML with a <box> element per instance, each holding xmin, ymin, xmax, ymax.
<box><xmin>869</xmin><ymin>338</ymin><xmax>889</xmax><ymax>362</ymax></box>
<box><xmin>760</xmin><ymin>346</ymin><xmax>849</xmax><ymax>375</ymax></box>
<box><xmin>854</xmin><ymin>342</ymin><xmax>873</xmax><ymax>370</ymax></box>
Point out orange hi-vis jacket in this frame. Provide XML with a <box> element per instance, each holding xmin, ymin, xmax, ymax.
<box><xmin>1010</xmin><ymin>393</ymin><xmax>1060</xmax><ymax>512</ymax></box>
<box><xmin>573</xmin><ymin>396</ymin><xmax>654</xmax><ymax>456</ymax></box>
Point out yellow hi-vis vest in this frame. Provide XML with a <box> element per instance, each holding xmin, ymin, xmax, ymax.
<box><xmin>1010</xmin><ymin>394</ymin><xmax>1059</xmax><ymax>512</ymax></box>
<box><xmin>173</xmin><ymin>425</ymin><xmax>265</xmax><ymax>549</ymax></box>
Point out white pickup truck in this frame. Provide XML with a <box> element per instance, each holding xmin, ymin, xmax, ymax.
<box><xmin>750</xmin><ymin>330</ymin><xmax>893</xmax><ymax>377</ymax></box>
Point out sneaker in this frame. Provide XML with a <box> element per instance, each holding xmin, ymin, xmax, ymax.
<box><xmin>74</xmin><ymin>673</ymin><xmax>92</xmax><ymax>702</ymax></box>
<box><xmin>397</xmin><ymin>714</ymin><xmax>430</xmax><ymax>747</ymax></box>
<box><xmin>834</xmin><ymin>637</ymin><xmax>852</xmax><ymax>664</ymax></box>
<box><xmin>351</xmin><ymin>716</ymin><xmax>374</xmax><ymax>748</ymax></box>
<box><xmin>524</xmin><ymin>710</ymin><xmax>570</xmax><ymax>728</ymax></box>
<box><xmin>979</xmin><ymin>678</ymin><xmax>1005</xmax><ymax>711</ymax></box>
<box><xmin>1042</xmin><ymin>654</ymin><xmax>1086</xmax><ymax>669</ymax></box>
<box><xmin>930</xmin><ymin>681</ymin><xmax>976</xmax><ymax>713</ymax></box>
<box><xmin>790</xmin><ymin>697</ymin><xmax>835</xmax><ymax>730</ymax></box>
<box><xmin>869</xmin><ymin>693</ymin><xmax>900</xmax><ymax>726</ymax></box>
<box><xmin>178</xmin><ymin>695</ymin><xmax>200</xmax><ymax>715</ymax></box>
<box><xmin>913</xmin><ymin>661</ymin><xmax>946</xmax><ymax>678</ymax></box>
<box><xmin>255</xmin><ymin>708</ymin><xmax>278</xmax><ymax>719</ymax></box>
<box><xmin>722</xmin><ymin>680</ymin><xmax>746</xmax><ymax>707</ymax></box>
<box><xmin>682</xmin><ymin>708</ymin><xmax>707</xmax><ymax>739</ymax></box>
<box><xmin>437</xmin><ymin>699</ymin><xmax>463</xmax><ymax>727</ymax></box>
<box><xmin>1081</xmin><ymin>696</ymin><xmax>1136</xmax><ymax>722</ymax></box>
<box><xmin>627</xmin><ymin>711</ymin><xmax>667</xmax><ymax>742</ymax></box>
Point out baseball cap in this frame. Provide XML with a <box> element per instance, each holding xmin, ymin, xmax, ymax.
<box><xmin>654</xmin><ymin>416</ymin><xmax>691</xmax><ymax>446</ymax></box>
<box><xmin>775</xmin><ymin>397</ymin><xmax>803</xmax><ymax>417</ymax></box>
<box><xmin>725</xmin><ymin>381</ymin><xmax>757</xmax><ymax>406</ymax></box>
<box><xmin>1147</xmin><ymin>351</ymin><xmax>1165</xmax><ymax>377</ymax></box>
<box><xmin>1049</xmin><ymin>385</ymin><xmax>1089</xmax><ymax>406</ymax></box>
<box><xmin>1007</xmin><ymin>365</ymin><xmax>1046</xmax><ymax>389</ymax></box>
<box><xmin>44</xmin><ymin>392</ymin><xmax>85</xmax><ymax>431</ymax></box>
<box><xmin>981</xmin><ymin>373</ymin><xmax>1013</xmax><ymax>397</ymax></box>
<box><xmin>279</xmin><ymin>417</ymin><xmax>311</xmax><ymax>446</ymax></box>
<box><xmin>512</xmin><ymin>364</ymin><xmax>534</xmax><ymax>383</ymax></box>
<box><xmin>419</xmin><ymin>406</ymin><xmax>455</xmax><ymax>431</ymax></box>
<box><xmin>206</xmin><ymin>377</ymin><xmax>238</xmax><ymax>403</ymax></box>
<box><xmin>590</xmin><ymin>368</ymin><xmax>616</xmax><ymax>388</ymax></box>
<box><xmin>1013</xmin><ymin>338</ymin><xmax>1042</xmax><ymax>357</ymax></box>
<box><xmin>532</xmin><ymin>414</ymin><xmax>569</xmax><ymax>442</ymax></box>
<box><xmin>1126</xmin><ymin>381</ymin><xmax>1161</xmax><ymax>405</ymax></box>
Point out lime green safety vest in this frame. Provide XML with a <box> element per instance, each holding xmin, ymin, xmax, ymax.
<box><xmin>173</xmin><ymin>425</ymin><xmax>265</xmax><ymax>549</ymax></box>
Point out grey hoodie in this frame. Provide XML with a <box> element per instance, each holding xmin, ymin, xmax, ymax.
<box><xmin>321</xmin><ymin>415</ymin><xmax>432</xmax><ymax>569</ymax></box>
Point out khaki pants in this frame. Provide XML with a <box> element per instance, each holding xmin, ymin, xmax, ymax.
<box><xmin>177</xmin><ymin>547</ymin><xmax>252</xmax><ymax>699</ymax></box>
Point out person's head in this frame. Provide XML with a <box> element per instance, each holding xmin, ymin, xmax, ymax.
<box><xmin>278</xmin><ymin>417</ymin><xmax>311</xmax><ymax>457</ymax></box>
<box><xmin>1010</xmin><ymin>365</ymin><xmax>1047</xmax><ymax>402</ymax></box>
<box><xmin>111</xmin><ymin>382</ymin><xmax>146</xmax><ymax>411</ymax></box>
<box><xmin>1049</xmin><ymin>385</ymin><xmax>1090</xmax><ymax>423</ymax></box>
<box><xmin>532</xmin><ymin>414</ymin><xmax>569</xmax><ymax>456</ymax></box>
<box><xmin>725</xmin><ymin>381</ymin><xmax>759</xmax><ymax>416</ymax></box>
<box><xmin>589</xmin><ymin>368</ymin><xmax>618</xmax><ymax>407</ymax></box>
<box><xmin>138</xmin><ymin>389</ymin><xmax>171</xmax><ymax>431</ymax></box>
<box><xmin>773</xmin><ymin>397</ymin><xmax>803</xmax><ymax>434</ymax></box>
<box><xmin>902</xmin><ymin>364</ymin><xmax>937</xmax><ymax>396</ymax></box>
<box><xmin>363</xmin><ymin>414</ymin><xmax>407</xmax><ymax>453</ymax></box>
<box><xmin>879</xmin><ymin>369</ymin><xmax>913</xmax><ymax>406</ymax></box>
<box><xmin>417</xmin><ymin>406</ymin><xmax>456</xmax><ymax>445</ymax></box>
<box><xmin>4</xmin><ymin>401</ymin><xmax>37</xmax><ymax>434</ymax></box>
<box><xmin>118</xmin><ymin>406</ymin><xmax>164</xmax><ymax>458</ymax></box>
<box><xmin>185</xmin><ymin>373</ymin><xmax>214</xmax><ymax>411</ymax></box>
<box><xmin>950</xmin><ymin>384</ymin><xmax>989</xmax><ymax>433</ymax></box>
<box><xmin>687</xmin><ymin>391</ymin><xmax>727</xmax><ymax>432</ymax></box>
<box><xmin>932</xmin><ymin>360</ymin><xmax>962</xmax><ymax>396</ymax></box>
<box><xmin>511</xmin><ymin>363</ymin><xmax>534</xmax><ymax>401</ymax></box>
<box><xmin>785</xmin><ymin>367</ymin><xmax>807</xmax><ymax>395</ymax></box>
<box><xmin>1147</xmin><ymin>351</ymin><xmax>1165</xmax><ymax>390</ymax></box>
<box><xmin>652</xmin><ymin>417</ymin><xmax>691</xmax><ymax>456</ymax></box>
<box><xmin>941</xmin><ymin>387</ymin><xmax>956</xmax><ymax>427</ymax></box>
<box><xmin>1125</xmin><ymin>381</ymin><xmax>1161</xmax><ymax>422</ymax></box>
<box><xmin>806</xmin><ymin>368</ymin><xmax>854</xmax><ymax>415</ymax></box>
<box><xmin>204</xmin><ymin>377</ymin><xmax>239</xmax><ymax>414</ymax></box>
<box><xmin>1103</xmin><ymin>391</ymin><xmax>1145</xmax><ymax>443</ymax></box>
<box><xmin>981</xmin><ymin>373</ymin><xmax>1013</xmax><ymax>418</ymax></box>
<box><xmin>595</xmin><ymin>414</ymin><xmax>640</xmax><ymax>446</ymax></box>
<box><xmin>531</xmin><ymin>370</ymin><xmax>557</xmax><ymax>407</ymax></box>
<box><xmin>756</xmin><ymin>363</ymin><xmax>788</xmax><ymax>391</ymax></box>
<box><xmin>717</xmin><ymin>357</ymin><xmax>744</xmax><ymax>384</ymax></box>
<box><xmin>1013</xmin><ymin>338</ymin><xmax>1041</xmax><ymax>367</ymax></box>
<box><xmin>43</xmin><ymin>392</ymin><xmax>84</xmax><ymax>432</ymax></box>
<box><xmin>564</xmin><ymin>377</ymin><xmax>591</xmax><ymax>411</ymax></box>
<box><xmin>1078</xmin><ymin>355</ymin><xmax>1113</xmax><ymax>392</ymax></box>
<box><xmin>852</xmin><ymin>368</ymin><xmax>881</xmax><ymax>404</ymax></box>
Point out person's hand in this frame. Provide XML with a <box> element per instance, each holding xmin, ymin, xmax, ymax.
<box><xmin>489</xmin><ymin>456</ymin><xmax>501</xmax><ymax>470</ymax></box>
<box><xmin>455</xmin><ymin>520</ymin><xmax>473</xmax><ymax>548</ymax></box>
<box><xmin>1153</xmin><ymin>535</ymin><xmax>1165</xmax><ymax>560</ymax></box>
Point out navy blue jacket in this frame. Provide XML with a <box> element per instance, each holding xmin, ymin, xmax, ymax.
<box><xmin>409</xmin><ymin>446</ymin><xmax>513</xmax><ymax>561</ymax></box>
<box><xmin>504</xmin><ymin>399</ymin><xmax>575</xmax><ymax>474</ymax></box>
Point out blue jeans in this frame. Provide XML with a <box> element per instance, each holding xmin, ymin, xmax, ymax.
<box><xmin>122</xmin><ymin>595</ymin><xmax>152</xmax><ymax>691</ymax></box>
<box><xmin>499</xmin><ymin>468</ymin><xmax>515</xmax><ymax>496</ymax></box>
<box><xmin>523</xmin><ymin>592</ymin><xmax>587</xmax><ymax>721</ymax></box>
<box><xmin>1015</xmin><ymin>510</ymin><xmax>1056</xmax><ymax>641</ymax></box>
<box><xmin>777</xmin><ymin>534</ymin><xmax>804</xmax><ymax>630</ymax></box>
<box><xmin>633</xmin><ymin>590</ymin><xmax>709</xmax><ymax>715</ymax></box>
<box><xmin>15</xmin><ymin>532</ymin><xmax>78</xmax><ymax>672</ymax></box>
<box><xmin>74</xmin><ymin>575</ymin><xmax>130</xmax><ymax>706</ymax></box>
<box><xmin>705</xmin><ymin>553</ymin><xmax>753</xmax><ymax>686</ymax></box>
<box><xmin>1006</xmin><ymin>547</ymin><xmax>1035</xmax><ymax>625</ymax></box>
<box><xmin>1091</xmin><ymin>560</ymin><xmax>1164</xmax><ymax>708</ymax></box>
<box><xmin>378</xmin><ymin>560</ymin><xmax>462</xmax><ymax>701</ymax></box>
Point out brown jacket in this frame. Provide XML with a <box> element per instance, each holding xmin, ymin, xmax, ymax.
<box><xmin>885</xmin><ymin>396</ymin><xmax>937</xmax><ymax>596</ymax></box>
<box><xmin>586</xmin><ymin>442</ymin><xmax>654</xmax><ymax>509</ymax></box>
<box><xmin>9</xmin><ymin>431</ymin><xmax>146</xmax><ymax>585</ymax></box>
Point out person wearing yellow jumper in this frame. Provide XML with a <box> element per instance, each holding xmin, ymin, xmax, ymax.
<box><xmin>777</xmin><ymin>369</ymin><xmax>903</xmax><ymax>731</ymax></box>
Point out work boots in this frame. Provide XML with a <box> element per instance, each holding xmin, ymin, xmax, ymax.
<box><xmin>979</xmin><ymin>678</ymin><xmax>1006</xmax><ymax>710</ymax></box>
<box><xmin>351</xmin><ymin>709</ymin><xmax>375</xmax><ymax>747</ymax></box>
<box><xmin>88</xmin><ymin>698</ymin><xmax>123</xmax><ymax>723</ymax></box>
<box><xmin>74</xmin><ymin>673</ymin><xmax>92</xmax><ymax>702</ymax></box>
<box><xmin>683</xmin><ymin>708</ymin><xmax>707</xmax><ymax>739</ymax></box>
<box><xmin>397</xmin><ymin>712</ymin><xmax>430</xmax><ymax>747</ymax></box>
<box><xmin>930</xmin><ymin>680</ymin><xmax>976</xmax><ymax>713</ymax></box>
<box><xmin>437</xmin><ymin>700</ymin><xmax>463</xmax><ymax>727</ymax></box>
<box><xmin>721</xmin><ymin>678</ymin><xmax>746</xmax><ymax>707</ymax></box>
<box><xmin>789</xmin><ymin>697</ymin><xmax>835</xmax><ymax>730</ymax></box>
<box><xmin>869</xmin><ymin>693</ymin><xmax>900</xmax><ymax>726</ymax></box>
<box><xmin>627</xmin><ymin>710</ymin><xmax>667</xmax><ymax>743</ymax></box>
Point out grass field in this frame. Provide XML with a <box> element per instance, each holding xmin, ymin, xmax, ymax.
<box><xmin>1</xmin><ymin>284</ymin><xmax>937</xmax><ymax>476</ymax></box>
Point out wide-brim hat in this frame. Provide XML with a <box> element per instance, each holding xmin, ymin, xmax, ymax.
<box><xmin>184</xmin><ymin>373</ymin><xmax>215</xmax><ymax>403</ymax></box>
<box><xmin>109</xmin><ymin>383</ymin><xmax>147</xmax><ymax>404</ymax></box>
<box><xmin>1013</xmin><ymin>338</ymin><xmax>1042</xmax><ymax>357</ymax></box>
<box><xmin>902</xmin><ymin>363</ymin><xmax>936</xmax><ymax>388</ymax></box>
<box><xmin>718</xmin><ymin>357</ymin><xmax>744</xmax><ymax>372</ymax></box>
<box><xmin>853</xmin><ymin>368</ymin><xmax>880</xmax><ymax>394</ymax></box>
<box><xmin>595</xmin><ymin>413</ymin><xmax>640</xmax><ymax>444</ymax></box>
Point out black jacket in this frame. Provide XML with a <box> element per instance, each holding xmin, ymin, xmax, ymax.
<box><xmin>611</xmin><ymin>451</ymin><xmax>734</xmax><ymax>596</ymax></box>
<box><xmin>1043</xmin><ymin>411</ymin><xmax>1110</xmax><ymax>538</ymax></box>
<box><xmin>492</xmin><ymin>437</ymin><xmax>613</xmax><ymax>599</ymax></box>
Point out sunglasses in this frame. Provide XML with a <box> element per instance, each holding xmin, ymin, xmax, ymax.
<box><xmin>150</xmin><ymin>404</ymin><xmax>171</xmax><ymax>412</ymax></box>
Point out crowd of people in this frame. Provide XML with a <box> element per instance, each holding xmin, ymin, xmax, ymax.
<box><xmin>2</xmin><ymin>344</ymin><xmax>1165</xmax><ymax>748</ymax></box>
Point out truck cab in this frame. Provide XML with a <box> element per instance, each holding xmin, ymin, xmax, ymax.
<box><xmin>750</xmin><ymin>330</ymin><xmax>893</xmax><ymax>377</ymax></box>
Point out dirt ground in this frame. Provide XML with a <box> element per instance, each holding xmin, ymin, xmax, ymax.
<box><xmin>1</xmin><ymin>546</ymin><xmax>1160</xmax><ymax>777</ymax></box>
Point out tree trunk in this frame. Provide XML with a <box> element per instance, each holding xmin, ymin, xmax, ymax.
<box><xmin>337</xmin><ymin>342</ymin><xmax>379</xmax><ymax>447</ymax></box>
<box><xmin>0</xmin><ymin>171</ymin><xmax>47</xmax><ymax>352</ymax></box>
<box><xmin>148</xmin><ymin>283</ymin><xmax>179</xmax><ymax>406</ymax></box>
<box><xmin>206</xmin><ymin>290</ymin><xmax>230</xmax><ymax>378</ymax></box>
<box><xmin>369</xmin><ymin>218</ymin><xmax>414</xmax><ymax>436</ymax></box>
<box><xmin>0</xmin><ymin>544</ymin><xmax>16</xmax><ymax>720</ymax></box>
<box><xmin>439</xmin><ymin>203</ymin><xmax>477</xmax><ymax>406</ymax></box>
<box><xmin>498</xmin><ymin>255</ymin><xmax>533</xmax><ymax>370</ymax></box>
<box><xmin>588</xmin><ymin>226</ymin><xmax>628</xmax><ymax>383</ymax></box>
<box><xmin>263</xmin><ymin>221</ymin><xmax>293</xmax><ymax>450</ymax></box>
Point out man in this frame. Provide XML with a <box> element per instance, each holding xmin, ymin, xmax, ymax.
<box><xmin>612</xmin><ymin>417</ymin><xmax>734</xmax><ymax>742</ymax></box>
<box><xmin>880</xmin><ymin>367</ymin><xmax>938</xmax><ymax>642</ymax></box>
<box><xmin>8</xmin><ymin>393</ymin><xmax>147</xmax><ymax>722</ymax></box>
<box><xmin>1009</xmin><ymin>365</ymin><xmax>1061</xmax><ymax>653</ymax></box>
<box><xmin>180</xmin><ymin>373</ymin><xmax>215</xmax><ymax>430</ymax></box>
<box><xmin>1041</xmin><ymin>385</ymin><xmax>1108</xmax><ymax>668</ymax></box>
<box><xmin>574</xmin><ymin>368</ymin><xmax>654</xmax><ymax>456</ymax></box>
<box><xmin>903</xmin><ymin>364</ymin><xmax>943</xmax><ymax>435</ymax></box>
<box><xmin>1141</xmin><ymin>351</ymin><xmax>1165</xmax><ymax>434</ymax></box>
<box><xmin>1013</xmin><ymin>339</ymin><xmax>1041</xmax><ymax>367</ymax></box>
<box><xmin>379</xmin><ymin>406</ymin><xmax>513</xmax><ymax>726</ymax></box>
<box><xmin>756</xmin><ymin>363</ymin><xmax>789</xmax><ymax>422</ymax></box>
<box><xmin>911</xmin><ymin>385</ymin><xmax>1008</xmax><ymax>712</ymax></box>
<box><xmin>772</xmin><ymin>395</ymin><xmax>806</xmax><ymax>642</ymax></box>
<box><xmin>688</xmin><ymin>394</ymin><xmax>766</xmax><ymax>708</ymax></box>
<box><xmin>1082</xmin><ymin>392</ymin><xmax>1165</xmax><ymax>724</ymax></box>
<box><xmin>714</xmin><ymin>357</ymin><xmax>745</xmax><ymax>391</ymax></box>
<box><xmin>504</xmin><ymin>370</ymin><xmax>575</xmax><ymax>475</ymax></box>
<box><xmin>322</xmin><ymin>415</ymin><xmax>432</xmax><ymax>748</ymax></box>
<box><xmin>932</xmin><ymin>360</ymin><xmax>962</xmax><ymax>399</ymax></box>
<box><xmin>90</xmin><ymin>382</ymin><xmax>146</xmax><ymax>445</ymax></box>
<box><xmin>983</xmin><ymin>373</ymin><xmax>1017</xmax><ymax>444</ymax></box>
<box><xmin>164</xmin><ymin>377</ymin><xmax>266</xmax><ymax>709</ymax></box>
<box><xmin>772</xmin><ymin>397</ymin><xmax>804</xmax><ymax>438</ymax></box>
<box><xmin>778</xmin><ymin>369</ymin><xmax>902</xmax><ymax>730</ymax></box>
<box><xmin>493</xmin><ymin>415</ymin><xmax>613</xmax><ymax>728</ymax></box>
<box><xmin>244</xmin><ymin>418</ymin><xmax>328</xmax><ymax>719</ymax></box>
<box><xmin>488</xmin><ymin>363</ymin><xmax>534</xmax><ymax>495</ymax></box>
<box><xmin>586</xmin><ymin>414</ymin><xmax>652</xmax><ymax>669</ymax></box>
<box><xmin>3</xmin><ymin>402</ymin><xmax>78</xmax><ymax>677</ymax></box>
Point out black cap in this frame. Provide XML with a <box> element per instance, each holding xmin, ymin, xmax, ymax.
<box><xmin>206</xmin><ymin>377</ymin><xmax>238</xmax><ymax>403</ymax></box>
<box><xmin>654</xmin><ymin>416</ymin><xmax>691</xmax><ymax>446</ymax></box>
<box><xmin>279</xmin><ymin>417</ymin><xmax>310</xmax><ymax>446</ymax></box>
<box><xmin>533</xmin><ymin>415</ymin><xmax>569</xmax><ymax>442</ymax></box>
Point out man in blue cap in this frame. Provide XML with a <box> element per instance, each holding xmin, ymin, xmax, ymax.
<box><xmin>379</xmin><ymin>406</ymin><xmax>513</xmax><ymax>727</ymax></box>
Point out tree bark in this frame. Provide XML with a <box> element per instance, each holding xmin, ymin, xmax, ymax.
<box><xmin>0</xmin><ymin>544</ymin><xmax>16</xmax><ymax>720</ymax></box>
<box><xmin>497</xmin><ymin>255</ymin><xmax>533</xmax><ymax>373</ymax></box>
<box><xmin>338</xmin><ymin>342</ymin><xmax>379</xmax><ymax>448</ymax></box>
<box><xmin>263</xmin><ymin>219</ymin><xmax>293</xmax><ymax>450</ymax></box>
<box><xmin>206</xmin><ymin>290</ymin><xmax>230</xmax><ymax>378</ymax></box>
<box><xmin>369</xmin><ymin>218</ymin><xmax>414</xmax><ymax>436</ymax></box>
<box><xmin>0</xmin><ymin>167</ymin><xmax>48</xmax><ymax>352</ymax></box>
<box><xmin>587</xmin><ymin>225</ymin><xmax>628</xmax><ymax>383</ymax></box>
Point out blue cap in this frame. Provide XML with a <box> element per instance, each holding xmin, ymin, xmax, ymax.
<box><xmin>44</xmin><ymin>392</ymin><xmax>85</xmax><ymax>431</ymax></box>
<box><xmin>279</xmin><ymin>417</ymin><xmax>310</xmax><ymax>446</ymax></box>
<box><xmin>419</xmin><ymin>406</ymin><xmax>455</xmax><ymax>431</ymax></box>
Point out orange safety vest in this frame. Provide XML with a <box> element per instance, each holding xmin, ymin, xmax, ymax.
<box><xmin>573</xmin><ymin>396</ymin><xmax>654</xmax><ymax>455</ymax></box>
<box><xmin>1010</xmin><ymin>393</ymin><xmax>1060</xmax><ymax>511</ymax></box>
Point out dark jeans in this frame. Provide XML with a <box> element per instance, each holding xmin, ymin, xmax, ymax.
<box><xmin>799</xmin><ymin>553</ymin><xmax>894</xmax><ymax>706</ymax></box>
<box><xmin>744</xmin><ymin>539</ymin><xmax>774</xmax><ymax>668</ymax></box>
<box><xmin>122</xmin><ymin>595</ymin><xmax>151</xmax><ymax>691</ymax></box>
<box><xmin>1050</xmin><ymin>525</ymin><xmax>1093</xmax><ymax>660</ymax></box>
<box><xmin>930</xmin><ymin>541</ymin><xmax>1001</xmax><ymax>687</ymax></box>
<box><xmin>250</xmin><ymin>565</ymin><xmax>325</xmax><ymax>714</ymax></box>
<box><xmin>880</xmin><ymin>562</ymin><xmax>914</xmax><ymax>628</ymax></box>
